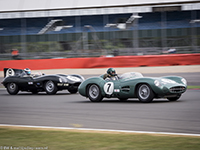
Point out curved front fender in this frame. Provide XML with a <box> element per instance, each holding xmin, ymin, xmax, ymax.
<box><xmin>78</xmin><ymin>77</ymin><xmax>106</xmax><ymax>97</ymax></box>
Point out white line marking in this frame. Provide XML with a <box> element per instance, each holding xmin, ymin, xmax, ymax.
<box><xmin>0</xmin><ymin>124</ymin><xmax>200</xmax><ymax>137</ymax></box>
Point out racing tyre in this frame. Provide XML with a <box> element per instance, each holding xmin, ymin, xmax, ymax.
<box><xmin>68</xmin><ymin>89</ymin><xmax>78</xmax><ymax>94</ymax></box>
<box><xmin>6</xmin><ymin>82</ymin><xmax>19</xmax><ymax>95</ymax></box>
<box><xmin>44</xmin><ymin>80</ymin><xmax>57</xmax><ymax>95</ymax></box>
<box><xmin>137</xmin><ymin>84</ymin><xmax>154</xmax><ymax>103</ymax></box>
<box><xmin>87</xmin><ymin>84</ymin><xmax>103</xmax><ymax>102</ymax></box>
<box><xmin>167</xmin><ymin>94</ymin><xmax>181</xmax><ymax>101</ymax></box>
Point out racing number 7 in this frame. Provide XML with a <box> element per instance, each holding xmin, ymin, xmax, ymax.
<box><xmin>104</xmin><ymin>82</ymin><xmax>114</xmax><ymax>95</ymax></box>
<box><xmin>107</xmin><ymin>83</ymin><xmax>111</xmax><ymax>92</ymax></box>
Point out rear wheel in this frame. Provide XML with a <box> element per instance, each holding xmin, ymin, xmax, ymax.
<box><xmin>167</xmin><ymin>94</ymin><xmax>181</xmax><ymax>101</ymax></box>
<box><xmin>137</xmin><ymin>84</ymin><xmax>154</xmax><ymax>103</ymax></box>
<box><xmin>6</xmin><ymin>82</ymin><xmax>19</xmax><ymax>95</ymax></box>
<box><xmin>44</xmin><ymin>80</ymin><xmax>57</xmax><ymax>95</ymax></box>
<box><xmin>87</xmin><ymin>84</ymin><xmax>103</xmax><ymax>102</ymax></box>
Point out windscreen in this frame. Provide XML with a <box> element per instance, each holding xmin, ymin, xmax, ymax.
<box><xmin>119</xmin><ymin>72</ymin><xmax>143</xmax><ymax>80</ymax></box>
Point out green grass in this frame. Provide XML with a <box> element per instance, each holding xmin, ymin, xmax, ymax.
<box><xmin>187</xmin><ymin>86</ymin><xmax>200</xmax><ymax>89</ymax></box>
<box><xmin>0</xmin><ymin>127</ymin><xmax>200</xmax><ymax>150</ymax></box>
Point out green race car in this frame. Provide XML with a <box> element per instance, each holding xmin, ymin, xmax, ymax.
<box><xmin>78</xmin><ymin>72</ymin><xmax>187</xmax><ymax>103</ymax></box>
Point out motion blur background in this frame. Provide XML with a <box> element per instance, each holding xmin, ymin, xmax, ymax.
<box><xmin>0</xmin><ymin>0</ymin><xmax>199</xmax><ymax>60</ymax></box>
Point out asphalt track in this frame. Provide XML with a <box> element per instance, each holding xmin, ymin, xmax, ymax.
<box><xmin>0</xmin><ymin>67</ymin><xmax>200</xmax><ymax>135</ymax></box>
<box><xmin>0</xmin><ymin>87</ymin><xmax>200</xmax><ymax>135</ymax></box>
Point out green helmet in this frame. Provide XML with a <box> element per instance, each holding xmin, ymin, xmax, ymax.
<box><xmin>107</xmin><ymin>68</ymin><xmax>116</xmax><ymax>76</ymax></box>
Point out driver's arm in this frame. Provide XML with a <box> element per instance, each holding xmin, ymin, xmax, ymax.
<box><xmin>115</xmin><ymin>74</ymin><xmax>120</xmax><ymax>80</ymax></box>
<box><xmin>103</xmin><ymin>74</ymin><xmax>110</xmax><ymax>80</ymax></box>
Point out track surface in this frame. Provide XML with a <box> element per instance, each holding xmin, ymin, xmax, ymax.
<box><xmin>0</xmin><ymin>72</ymin><xmax>200</xmax><ymax>134</ymax></box>
<box><xmin>0</xmin><ymin>88</ymin><xmax>200</xmax><ymax>134</ymax></box>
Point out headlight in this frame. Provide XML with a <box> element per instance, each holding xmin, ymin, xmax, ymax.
<box><xmin>59</xmin><ymin>77</ymin><xmax>67</xmax><ymax>83</ymax></box>
<box><xmin>59</xmin><ymin>78</ymin><xmax>63</xmax><ymax>83</ymax></box>
<box><xmin>154</xmin><ymin>80</ymin><xmax>160</xmax><ymax>86</ymax></box>
<box><xmin>181</xmin><ymin>78</ymin><xmax>187</xmax><ymax>85</ymax></box>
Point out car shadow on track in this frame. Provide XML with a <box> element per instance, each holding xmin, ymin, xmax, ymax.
<box><xmin>13</xmin><ymin>92</ymin><xmax>76</xmax><ymax>96</ymax></box>
<box><xmin>74</xmin><ymin>99</ymin><xmax>177</xmax><ymax>104</ymax></box>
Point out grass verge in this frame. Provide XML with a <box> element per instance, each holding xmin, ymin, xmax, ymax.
<box><xmin>0</xmin><ymin>127</ymin><xmax>200</xmax><ymax>150</ymax></box>
<box><xmin>187</xmin><ymin>85</ymin><xmax>200</xmax><ymax>89</ymax></box>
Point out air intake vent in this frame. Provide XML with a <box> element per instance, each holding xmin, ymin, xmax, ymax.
<box><xmin>121</xmin><ymin>86</ymin><xmax>130</xmax><ymax>92</ymax></box>
<box><xmin>170</xmin><ymin>86</ymin><xmax>185</xmax><ymax>93</ymax></box>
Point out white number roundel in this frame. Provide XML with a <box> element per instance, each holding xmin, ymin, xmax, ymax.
<box><xmin>104</xmin><ymin>82</ymin><xmax>114</xmax><ymax>95</ymax></box>
<box><xmin>6</xmin><ymin>68</ymin><xmax>15</xmax><ymax>77</ymax></box>
<box><xmin>67</xmin><ymin>76</ymin><xmax>81</xmax><ymax>82</ymax></box>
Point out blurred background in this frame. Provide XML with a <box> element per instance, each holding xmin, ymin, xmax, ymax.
<box><xmin>0</xmin><ymin>0</ymin><xmax>200</xmax><ymax>60</ymax></box>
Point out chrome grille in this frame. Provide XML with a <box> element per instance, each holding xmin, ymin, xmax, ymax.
<box><xmin>170</xmin><ymin>86</ymin><xmax>186</xmax><ymax>93</ymax></box>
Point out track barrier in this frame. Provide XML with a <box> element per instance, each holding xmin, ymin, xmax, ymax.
<box><xmin>0</xmin><ymin>54</ymin><xmax>200</xmax><ymax>71</ymax></box>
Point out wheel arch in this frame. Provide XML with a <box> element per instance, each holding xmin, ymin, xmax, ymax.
<box><xmin>135</xmin><ymin>82</ymin><xmax>156</xmax><ymax>97</ymax></box>
<box><xmin>85</xmin><ymin>83</ymin><xmax>98</xmax><ymax>97</ymax></box>
<box><xmin>85</xmin><ymin>82</ymin><xmax>105</xmax><ymax>97</ymax></box>
<box><xmin>6</xmin><ymin>82</ymin><xmax>19</xmax><ymax>95</ymax></box>
<box><xmin>85</xmin><ymin>83</ymin><xmax>91</xmax><ymax>97</ymax></box>
<box><xmin>43</xmin><ymin>80</ymin><xmax>58</xmax><ymax>95</ymax></box>
<box><xmin>5</xmin><ymin>81</ymin><xmax>22</xmax><ymax>90</ymax></box>
<box><xmin>42</xmin><ymin>79</ymin><xmax>57</xmax><ymax>87</ymax></box>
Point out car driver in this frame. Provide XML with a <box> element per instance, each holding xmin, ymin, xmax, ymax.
<box><xmin>103</xmin><ymin>68</ymin><xmax>118</xmax><ymax>80</ymax></box>
<box><xmin>21</xmin><ymin>68</ymin><xmax>32</xmax><ymax>77</ymax></box>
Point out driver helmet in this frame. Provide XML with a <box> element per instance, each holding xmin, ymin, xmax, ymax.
<box><xmin>24</xmin><ymin>68</ymin><xmax>31</xmax><ymax>75</ymax></box>
<box><xmin>107</xmin><ymin>68</ymin><xmax>116</xmax><ymax>77</ymax></box>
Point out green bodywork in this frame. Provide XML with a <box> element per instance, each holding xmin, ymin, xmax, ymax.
<box><xmin>78</xmin><ymin>72</ymin><xmax>187</xmax><ymax>99</ymax></box>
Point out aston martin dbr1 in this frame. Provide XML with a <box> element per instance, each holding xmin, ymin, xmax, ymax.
<box><xmin>78</xmin><ymin>72</ymin><xmax>187</xmax><ymax>103</ymax></box>
<box><xmin>2</xmin><ymin>68</ymin><xmax>84</xmax><ymax>95</ymax></box>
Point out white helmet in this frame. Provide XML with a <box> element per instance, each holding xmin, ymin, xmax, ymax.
<box><xmin>24</xmin><ymin>68</ymin><xmax>31</xmax><ymax>75</ymax></box>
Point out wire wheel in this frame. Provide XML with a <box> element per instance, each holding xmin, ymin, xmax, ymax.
<box><xmin>139</xmin><ymin>84</ymin><xmax>150</xmax><ymax>99</ymax></box>
<box><xmin>137</xmin><ymin>84</ymin><xmax>154</xmax><ymax>103</ymax></box>
<box><xmin>45</xmin><ymin>80</ymin><xmax>57</xmax><ymax>95</ymax></box>
<box><xmin>87</xmin><ymin>84</ymin><xmax>103</xmax><ymax>102</ymax></box>
<box><xmin>7</xmin><ymin>82</ymin><xmax>19</xmax><ymax>95</ymax></box>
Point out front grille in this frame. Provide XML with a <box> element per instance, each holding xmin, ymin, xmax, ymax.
<box><xmin>170</xmin><ymin>86</ymin><xmax>186</xmax><ymax>93</ymax></box>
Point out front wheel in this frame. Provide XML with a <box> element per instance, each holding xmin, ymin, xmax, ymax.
<box><xmin>137</xmin><ymin>84</ymin><xmax>154</xmax><ymax>103</ymax></box>
<box><xmin>44</xmin><ymin>80</ymin><xmax>57</xmax><ymax>95</ymax></box>
<box><xmin>87</xmin><ymin>84</ymin><xmax>103</xmax><ymax>102</ymax></box>
<box><xmin>6</xmin><ymin>82</ymin><xmax>19</xmax><ymax>95</ymax></box>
